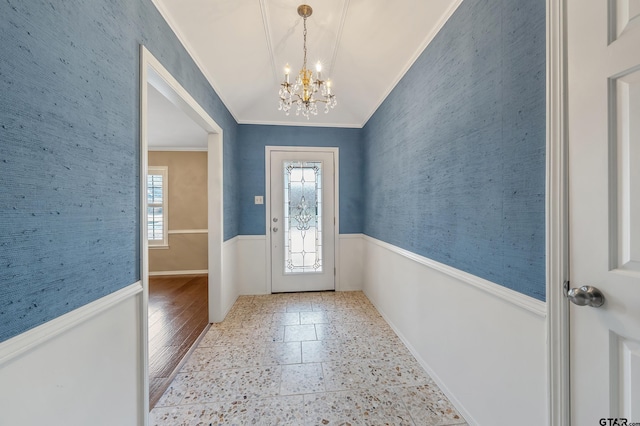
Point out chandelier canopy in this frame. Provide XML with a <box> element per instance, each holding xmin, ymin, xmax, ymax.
<box><xmin>278</xmin><ymin>4</ymin><xmax>337</xmax><ymax>119</ymax></box>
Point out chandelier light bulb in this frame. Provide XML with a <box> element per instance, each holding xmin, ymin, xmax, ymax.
<box><xmin>284</xmin><ymin>63</ymin><xmax>291</xmax><ymax>83</ymax></box>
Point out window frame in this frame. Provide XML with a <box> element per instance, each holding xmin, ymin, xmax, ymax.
<box><xmin>147</xmin><ymin>166</ymin><xmax>169</xmax><ymax>248</ymax></box>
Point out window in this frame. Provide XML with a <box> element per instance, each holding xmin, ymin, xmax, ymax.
<box><xmin>284</xmin><ymin>161</ymin><xmax>323</xmax><ymax>273</ymax></box>
<box><xmin>148</xmin><ymin>166</ymin><xmax>168</xmax><ymax>247</ymax></box>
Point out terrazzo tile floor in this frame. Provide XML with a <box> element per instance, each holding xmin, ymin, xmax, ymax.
<box><xmin>150</xmin><ymin>291</ymin><xmax>467</xmax><ymax>426</ymax></box>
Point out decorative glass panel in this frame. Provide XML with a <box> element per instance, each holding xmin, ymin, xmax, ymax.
<box><xmin>284</xmin><ymin>161</ymin><xmax>322</xmax><ymax>273</ymax></box>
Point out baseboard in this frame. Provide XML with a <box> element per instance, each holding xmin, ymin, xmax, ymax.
<box><xmin>0</xmin><ymin>281</ymin><xmax>143</xmax><ymax>366</ymax></box>
<box><xmin>148</xmin><ymin>269</ymin><xmax>208</xmax><ymax>276</ymax></box>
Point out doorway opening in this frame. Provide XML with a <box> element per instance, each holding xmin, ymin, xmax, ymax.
<box><xmin>140</xmin><ymin>46</ymin><xmax>224</xmax><ymax>414</ymax></box>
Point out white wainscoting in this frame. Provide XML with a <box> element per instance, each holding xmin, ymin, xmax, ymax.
<box><xmin>235</xmin><ymin>234</ymin><xmax>364</xmax><ymax>295</ymax></box>
<box><xmin>337</xmin><ymin>234</ymin><xmax>364</xmax><ymax>291</ymax></box>
<box><xmin>362</xmin><ymin>236</ymin><xmax>547</xmax><ymax>426</ymax></box>
<box><xmin>220</xmin><ymin>237</ymin><xmax>239</xmax><ymax>321</ymax></box>
<box><xmin>0</xmin><ymin>282</ymin><xmax>144</xmax><ymax>426</ymax></box>
<box><xmin>236</xmin><ymin>235</ymin><xmax>268</xmax><ymax>295</ymax></box>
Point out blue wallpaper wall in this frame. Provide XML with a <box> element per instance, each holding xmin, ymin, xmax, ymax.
<box><xmin>0</xmin><ymin>0</ymin><xmax>545</xmax><ymax>342</ymax></box>
<box><xmin>237</xmin><ymin>125</ymin><xmax>363</xmax><ymax>235</ymax></box>
<box><xmin>0</xmin><ymin>0</ymin><xmax>239</xmax><ymax>341</ymax></box>
<box><xmin>362</xmin><ymin>0</ymin><xmax>546</xmax><ymax>300</ymax></box>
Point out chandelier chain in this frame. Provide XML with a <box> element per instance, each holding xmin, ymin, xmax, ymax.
<box><xmin>302</xmin><ymin>16</ymin><xmax>307</xmax><ymax>70</ymax></box>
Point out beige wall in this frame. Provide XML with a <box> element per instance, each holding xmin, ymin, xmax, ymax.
<box><xmin>148</xmin><ymin>151</ymin><xmax>208</xmax><ymax>273</ymax></box>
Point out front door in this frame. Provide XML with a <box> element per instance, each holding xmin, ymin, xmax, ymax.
<box><xmin>268</xmin><ymin>149</ymin><xmax>336</xmax><ymax>293</ymax></box>
<box><xmin>567</xmin><ymin>0</ymin><xmax>640</xmax><ymax>422</ymax></box>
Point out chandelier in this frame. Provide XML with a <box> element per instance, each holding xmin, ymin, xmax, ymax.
<box><xmin>278</xmin><ymin>4</ymin><xmax>337</xmax><ymax>119</ymax></box>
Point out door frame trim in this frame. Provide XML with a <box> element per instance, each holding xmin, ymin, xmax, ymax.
<box><xmin>140</xmin><ymin>45</ymin><xmax>225</xmax><ymax>420</ymax></box>
<box><xmin>264</xmin><ymin>146</ymin><xmax>340</xmax><ymax>293</ymax></box>
<box><xmin>140</xmin><ymin>47</ymin><xmax>225</xmax><ymax>323</ymax></box>
<box><xmin>546</xmin><ymin>0</ymin><xmax>571</xmax><ymax>424</ymax></box>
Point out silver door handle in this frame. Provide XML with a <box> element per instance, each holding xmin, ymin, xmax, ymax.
<box><xmin>566</xmin><ymin>284</ymin><xmax>605</xmax><ymax>308</ymax></box>
<box><xmin>273</xmin><ymin>227</ymin><xmax>278</xmax><ymax>232</ymax></box>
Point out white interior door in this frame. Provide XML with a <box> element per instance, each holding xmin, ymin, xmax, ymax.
<box><xmin>269</xmin><ymin>149</ymin><xmax>336</xmax><ymax>293</ymax></box>
<box><xmin>567</xmin><ymin>0</ymin><xmax>640</xmax><ymax>422</ymax></box>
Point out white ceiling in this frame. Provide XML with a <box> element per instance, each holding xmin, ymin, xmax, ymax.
<box><xmin>150</xmin><ymin>0</ymin><xmax>462</xmax><ymax>128</ymax></box>
<box><xmin>147</xmin><ymin>83</ymin><xmax>209</xmax><ymax>149</ymax></box>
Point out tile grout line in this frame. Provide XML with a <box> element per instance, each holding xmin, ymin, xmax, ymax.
<box><xmin>150</xmin><ymin>292</ymin><xmax>467</xmax><ymax>425</ymax></box>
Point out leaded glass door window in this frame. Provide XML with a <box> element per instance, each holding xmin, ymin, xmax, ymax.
<box><xmin>284</xmin><ymin>161</ymin><xmax>323</xmax><ymax>273</ymax></box>
<box><xmin>269</xmin><ymin>149</ymin><xmax>336</xmax><ymax>293</ymax></box>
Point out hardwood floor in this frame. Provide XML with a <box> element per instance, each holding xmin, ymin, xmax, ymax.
<box><xmin>148</xmin><ymin>274</ymin><xmax>208</xmax><ymax>409</ymax></box>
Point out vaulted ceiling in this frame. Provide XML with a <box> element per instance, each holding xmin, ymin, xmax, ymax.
<box><xmin>150</xmin><ymin>0</ymin><xmax>462</xmax><ymax>128</ymax></box>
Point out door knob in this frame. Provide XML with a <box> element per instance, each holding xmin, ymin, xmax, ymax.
<box><xmin>273</xmin><ymin>227</ymin><xmax>278</xmax><ymax>232</ymax></box>
<box><xmin>565</xmin><ymin>283</ymin><xmax>605</xmax><ymax>308</ymax></box>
